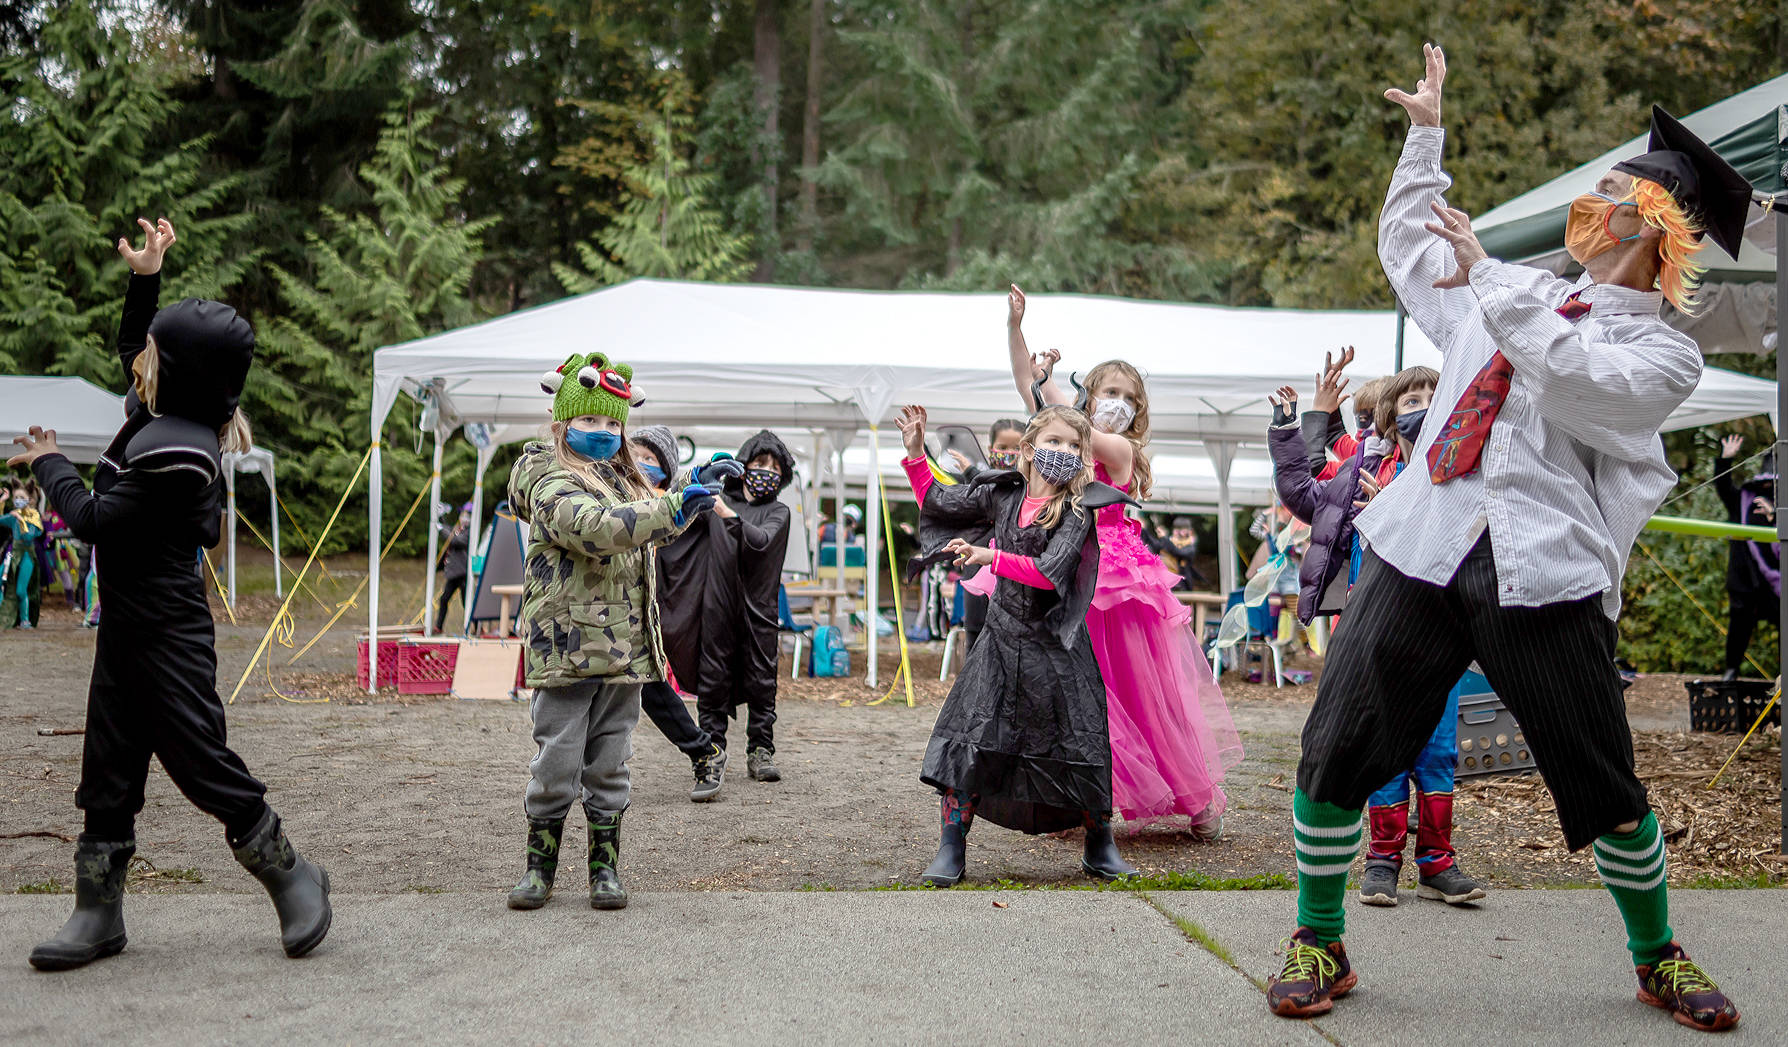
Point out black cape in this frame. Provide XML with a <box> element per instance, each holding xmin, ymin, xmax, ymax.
<box><xmin>911</xmin><ymin>471</ymin><xmax>1130</xmax><ymax>833</ymax></box>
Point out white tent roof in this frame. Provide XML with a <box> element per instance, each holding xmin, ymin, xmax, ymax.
<box><xmin>0</xmin><ymin>376</ymin><xmax>129</xmax><ymax>464</ymax></box>
<box><xmin>373</xmin><ymin>279</ymin><xmax>1775</xmax><ymax>442</ymax></box>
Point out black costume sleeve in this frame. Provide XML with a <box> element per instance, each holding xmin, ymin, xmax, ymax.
<box><xmin>1138</xmin><ymin>526</ymin><xmax>1169</xmax><ymax>554</ymax></box>
<box><xmin>1299</xmin><ymin>410</ymin><xmax>1341</xmax><ymax>477</ymax></box>
<box><xmin>33</xmin><ymin>452</ymin><xmax>202</xmax><ymax>545</ymax></box>
<box><xmin>729</xmin><ymin>500</ymin><xmax>790</xmax><ymax>555</ymax></box>
<box><xmin>117</xmin><ymin>272</ymin><xmax>160</xmax><ymax>379</ymax></box>
<box><xmin>908</xmin><ymin>475</ymin><xmax>1004</xmax><ymax>575</ymax></box>
<box><xmin>1714</xmin><ymin>459</ymin><xmax>1741</xmax><ymax>521</ymax></box>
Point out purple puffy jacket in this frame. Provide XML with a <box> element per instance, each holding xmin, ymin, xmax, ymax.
<box><xmin>1268</xmin><ymin>421</ymin><xmax>1386</xmax><ymax>624</ymax></box>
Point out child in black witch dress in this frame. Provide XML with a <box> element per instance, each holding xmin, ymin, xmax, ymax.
<box><xmin>895</xmin><ymin>403</ymin><xmax>1137</xmax><ymax>886</ymax></box>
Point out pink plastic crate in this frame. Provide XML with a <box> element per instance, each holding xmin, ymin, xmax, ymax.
<box><xmin>397</xmin><ymin>639</ymin><xmax>460</xmax><ymax>695</ymax></box>
<box><xmin>356</xmin><ymin>638</ymin><xmax>400</xmax><ymax>690</ymax></box>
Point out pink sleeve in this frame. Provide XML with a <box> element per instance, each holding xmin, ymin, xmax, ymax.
<box><xmin>990</xmin><ymin>550</ymin><xmax>1054</xmax><ymax>590</ymax></box>
<box><xmin>901</xmin><ymin>456</ymin><xmax>934</xmax><ymax>504</ymax></box>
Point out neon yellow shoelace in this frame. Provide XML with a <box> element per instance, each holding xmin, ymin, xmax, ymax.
<box><xmin>1655</xmin><ymin>958</ymin><xmax>1719</xmax><ymax>996</ymax></box>
<box><xmin>1278</xmin><ymin>939</ymin><xmax>1339</xmax><ymax>983</ymax></box>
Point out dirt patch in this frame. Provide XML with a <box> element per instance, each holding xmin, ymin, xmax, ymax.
<box><xmin>2</xmin><ymin>569</ymin><xmax>1781</xmax><ymax>896</ymax></box>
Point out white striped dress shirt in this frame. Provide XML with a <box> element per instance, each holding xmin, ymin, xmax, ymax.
<box><xmin>1356</xmin><ymin>127</ymin><xmax>1702</xmax><ymax>619</ymax></box>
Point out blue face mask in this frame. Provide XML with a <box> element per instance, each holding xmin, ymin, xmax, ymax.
<box><xmin>565</xmin><ymin>427</ymin><xmax>622</xmax><ymax>461</ymax></box>
<box><xmin>639</xmin><ymin>463</ymin><xmax>666</xmax><ymax>486</ymax></box>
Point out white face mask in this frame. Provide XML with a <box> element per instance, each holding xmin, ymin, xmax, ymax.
<box><xmin>1090</xmin><ymin>398</ymin><xmax>1135</xmax><ymax>434</ymax></box>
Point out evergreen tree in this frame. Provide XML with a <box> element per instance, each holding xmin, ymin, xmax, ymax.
<box><xmin>555</xmin><ymin>81</ymin><xmax>753</xmax><ymax>292</ymax></box>
<box><xmin>0</xmin><ymin>2</ymin><xmax>254</xmax><ymax>384</ymax></box>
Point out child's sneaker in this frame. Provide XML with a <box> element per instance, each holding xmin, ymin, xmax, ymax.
<box><xmin>1265</xmin><ymin>927</ymin><xmax>1356</xmax><ymax>1018</ymax></box>
<box><xmin>1636</xmin><ymin>942</ymin><xmax>1740</xmax><ymax>1032</ymax></box>
<box><xmin>1358</xmin><ymin>859</ymin><xmax>1399</xmax><ymax>906</ymax></box>
<box><xmin>1416</xmin><ymin>864</ymin><xmax>1487</xmax><ymax>905</ymax></box>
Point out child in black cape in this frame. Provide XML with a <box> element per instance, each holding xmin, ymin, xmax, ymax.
<box><xmin>896</xmin><ymin>403</ymin><xmax>1137</xmax><ymax>886</ymax></box>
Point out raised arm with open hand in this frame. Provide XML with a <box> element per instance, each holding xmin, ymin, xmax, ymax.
<box><xmin>1384</xmin><ymin>43</ymin><xmax>1445</xmax><ymax>128</ymax></box>
<box><xmin>117</xmin><ymin>217</ymin><xmax>176</xmax><ymax>275</ymax></box>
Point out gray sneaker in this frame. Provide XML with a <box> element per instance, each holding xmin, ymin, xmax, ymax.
<box><xmin>690</xmin><ymin>745</ymin><xmax>726</xmax><ymax>803</ymax></box>
<box><xmin>746</xmin><ymin>747</ymin><xmax>781</xmax><ymax>782</ymax></box>
<box><xmin>1358</xmin><ymin>859</ymin><xmax>1399</xmax><ymax>907</ymax></box>
<box><xmin>1417</xmin><ymin>863</ymin><xmax>1487</xmax><ymax>905</ymax></box>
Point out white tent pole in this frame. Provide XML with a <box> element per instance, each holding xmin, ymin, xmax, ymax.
<box><xmin>269</xmin><ymin>470</ymin><xmax>283</xmax><ymax>599</ymax></box>
<box><xmin>225</xmin><ymin>463</ymin><xmax>237</xmax><ymax>610</ymax></box>
<box><xmin>1207</xmin><ymin>440</ymin><xmax>1238</xmax><ymax>595</ymax></box>
<box><xmin>466</xmin><ymin>446</ymin><xmax>488</xmax><ymax>636</ymax></box>
<box><xmin>833</xmin><ymin>438</ymin><xmax>847</xmax><ymax>629</ymax></box>
<box><xmin>865</xmin><ymin>427</ymin><xmax>882</xmax><ymax>690</ymax></box>
<box><xmin>368</xmin><ymin>437</ymin><xmax>383</xmax><ymax>693</ymax></box>
<box><xmin>423</xmin><ymin>427</ymin><xmax>444</xmax><ymax>637</ymax></box>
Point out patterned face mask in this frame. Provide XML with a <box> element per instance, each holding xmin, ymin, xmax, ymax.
<box><xmin>743</xmin><ymin>468</ymin><xmax>781</xmax><ymax>502</ymax></box>
<box><xmin>989</xmin><ymin>451</ymin><xmax>1019</xmax><ymax>469</ymax></box>
<box><xmin>1030</xmin><ymin>447</ymin><xmax>1085</xmax><ymax>486</ymax></box>
<box><xmin>1090</xmin><ymin>398</ymin><xmax>1136</xmax><ymax>434</ymax></box>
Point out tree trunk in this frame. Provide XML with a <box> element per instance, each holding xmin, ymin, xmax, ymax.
<box><xmin>796</xmin><ymin>0</ymin><xmax>825</xmax><ymax>254</ymax></box>
<box><xmin>752</xmin><ymin>0</ymin><xmax>782</xmax><ymax>281</ymax></box>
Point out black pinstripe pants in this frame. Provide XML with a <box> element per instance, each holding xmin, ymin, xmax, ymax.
<box><xmin>1298</xmin><ymin>536</ymin><xmax>1649</xmax><ymax>851</ymax></box>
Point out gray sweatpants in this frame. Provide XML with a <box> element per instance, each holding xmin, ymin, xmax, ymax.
<box><xmin>524</xmin><ymin>680</ymin><xmax>644</xmax><ymax>820</ymax></box>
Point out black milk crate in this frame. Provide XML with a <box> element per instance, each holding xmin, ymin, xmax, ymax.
<box><xmin>1684</xmin><ymin>678</ymin><xmax>1780</xmax><ymax>735</ymax></box>
<box><xmin>1456</xmin><ymin>687</ymin><xmax>1537</xmax><ymax>777</ymax></box>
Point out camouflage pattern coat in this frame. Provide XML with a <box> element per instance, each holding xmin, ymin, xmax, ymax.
<box><xmin>508</xmin><ymin>442</ymin><xmax>695</xmax><ymax>688</ymax></box>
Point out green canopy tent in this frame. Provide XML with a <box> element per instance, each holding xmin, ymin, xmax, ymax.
<box><xmin>1469</xmin><ymin>76</ymin><xmax>1788</xmax><ymax>853</ymax></box>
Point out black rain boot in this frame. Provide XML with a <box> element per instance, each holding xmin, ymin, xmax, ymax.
<box><xmin>28</xmin><ymin>837</ymin><xmax>134</xmax><ymax>971</ymax></box>
<box><xmin>507</xmin><ymin>816</ymin><xmax>564</xmax><ymax>910</ymax></box>
<box><xmin>921</xmin><ymin>792</ymin><xmax>975</xmax><ymax>887</ymax></box>
<box><xmin>587</xmin><ymin>811</ymin><xmax>627</xmax><ymax>910</ymax></box>
<box><xmin>232</xmin><ymin>808</ymin><xmax>332</xmax><ymax>958</ymax></box>
<box><xmin>1081</xmin><ymin>812</ymin><xmax>1138</xmax><ymax>881</ymax></box>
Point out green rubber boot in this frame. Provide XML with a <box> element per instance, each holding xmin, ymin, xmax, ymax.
<box><xmin>587</xmin><ymin>812</ymin><xmax>628</xmax><ymax>911</ymax></box>
<box><xmin>507</xmin><ymin>816</ymin><xmax>564</xmax><ymax>911</ymax></box>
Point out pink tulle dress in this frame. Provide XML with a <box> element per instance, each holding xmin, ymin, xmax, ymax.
<box><xmin>1088</xmin><ymin>463</ymin><xmax>1242</xmax><ymax>827</ymax></box>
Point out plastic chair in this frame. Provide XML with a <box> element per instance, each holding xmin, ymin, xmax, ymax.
<box><xmin>778</xmin><ymin>586</ymin><xmax>813</xmax><ymax>680</ymax></box>
<box><xmin>1208</xmin><ymin>589</ymin><xmax>1289</xmax><ymax>688</ymax></box>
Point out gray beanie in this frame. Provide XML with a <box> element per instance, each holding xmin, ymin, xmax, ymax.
<box><xmin>631</xmin><ymin>424</ymin><xmax>679</xmax><ymax>477</ymax></box>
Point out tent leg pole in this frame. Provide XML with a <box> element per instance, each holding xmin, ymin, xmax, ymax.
<box><xmin>1207</xmin><ymin>441</ymin><xmax>1238</xmax><ymax>595</ymax></box>
<box><xmin>270</xmin><ymin>478</ymin><xmax>283</xmax><ymax>598</ymax></box>
<box><xmin>1395</xmin><ymin>299</ymin><xmax>1407</xmax><ymax>371</ymax></box>
<box><xmin>423</xmin><ymin>428</ymin><xmax>444</xmax><ymax>637</ymax></box>
<box><xmin>834</xmin><ymin>439</ymin><xmax>847</xmax><ymax>631</ymax></box>
<box><xmin>866</xmin><ymin>428</ymin><xmax>881</xmax><ymax>690</ymax></box>
<box><xmin>467</xmin><ymin>453</ymin><xmax>486</xmax><ymax>637</ymax></box>
<box><xmin>809</xmin><ymin>431</ymin><xmax>824</xmax><ymax>574</ymax></box>
<box><xmin>368</xmin><ymin>440</ymin><xmax>383</xmax><ymax>693</ymax></box>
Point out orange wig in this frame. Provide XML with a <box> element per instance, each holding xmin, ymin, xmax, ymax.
<box><xmin>1627</xmin><ymin>177</ymin><xmax>1708</xmax><ymax>314</ymax></box>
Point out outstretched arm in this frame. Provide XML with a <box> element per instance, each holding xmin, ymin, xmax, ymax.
<box><xmin>115</xmin><ymin>218</ymin><xmax>176</xmax><ymax>379</ymax></box>
<box><xmin>1006</xmin><ymin>284</ymin><xmax>1066</xmax><ymax>412</ymax></box>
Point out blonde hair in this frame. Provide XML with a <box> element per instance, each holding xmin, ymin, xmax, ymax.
<box><xmin>1352</xmin><ymin>376</ymin><xmax>1387</xmax><ymax>419</ymax></box>
<box><xmin>1083</xmin><ymin>359</ymin><xmax>1152</xmax><ymax>500</ymax></box>
<box><xmin>132</xmin><ymin>337</ymin><xmax>253</xmax><ymax>454</ymax></box>
<box><xmin>1626</xmin><ymin>178</ymin><xmax>1708</xmax><ymax>314</ymax></box>
<box><xmin>1019</xmin><ymin>405</ymin><xmax>1092</xmax><ymax>530</ymax></box>
<box><xmin>550</xmin><ymin>420</ymin><xmax>652</xmax><ymax>502</ymax></box>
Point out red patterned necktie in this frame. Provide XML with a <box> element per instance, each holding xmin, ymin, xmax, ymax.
<box><xmin>1427</xmin><ymin>293</ymin><xmax>1591</xmax><ymax>484</ymax></box>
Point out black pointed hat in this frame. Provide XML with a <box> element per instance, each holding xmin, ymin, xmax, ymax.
<box><xmin>1611</xmin><ymin>105</ymin><xmax>1754</xmax><ymax>260</ymax></box>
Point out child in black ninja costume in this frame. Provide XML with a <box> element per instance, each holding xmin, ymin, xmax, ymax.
<box><xmin>657</xmin><ymin>430</ymin><xmax>795</xmax><ymax>783</ymax></box>
<box><xmin>14</xmin><ymin>219</ymin><xmax>330</xmax><ymax>970</ymax></box>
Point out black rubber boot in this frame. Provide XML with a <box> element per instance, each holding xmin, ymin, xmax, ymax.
<box><xmin>28</xmin><ymin>837</ymin><xmax>134</xmax><ymax>971</ymax></box>
<box><xmin>231</xmin><ymin>808</ymin><xmax>332</xmax><ymax>958</ymax></box>
<box><xmin>507</xmin><ymin>816</ymin><xmax>564</xmax><ymax>910</ymax></box>
<box><xmin>921</xmin><ymin>792</ymin><xmax>975</xmax><ymax>887</ymax></box>
<box><xmin>1081</xmin><ymin>812</ymin><xmax>1138</xmax><ymax>881</ymax></box>
<box><xmin>587</xmin><ymin>811</ymin><xmax>627</xmax><ymax>910</ymax></box>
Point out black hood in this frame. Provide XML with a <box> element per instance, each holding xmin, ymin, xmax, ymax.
<box><xmin>146</xmin><ymin>298</ymin><xmax>254</xmax><ymax>430</ymax></box>
<box><xmin>731</xmin><ymin>429</ymin><xmax>796</xmax><ymax>496</ymax></box>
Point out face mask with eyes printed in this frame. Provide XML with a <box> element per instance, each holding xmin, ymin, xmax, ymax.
<box><xmin>988</xmin><ymin>450</ymin><xmax>1020</xmax><ymax>469</ymax></box>
<box><xmin>1090</xmin><ymin>397</ymin><xmax>1136</xmax><ymax>434</ymax></box>
<box><xmin>1030</xmin><ymin>447</ymin><xmax>1085</xmax><ymax>486</ymax></box>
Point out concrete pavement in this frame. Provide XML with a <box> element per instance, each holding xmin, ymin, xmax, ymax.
<box><xmin>2</xmin><ymin>889</ymin><xmax>1780</xmax><ymax>1045</ymax></box>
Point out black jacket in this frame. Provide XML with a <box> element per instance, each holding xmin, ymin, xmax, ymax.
<box><xmin>1715</xmin><ymin>459</ymin><xmax>1779</xmax><ymax>599</ymax></box>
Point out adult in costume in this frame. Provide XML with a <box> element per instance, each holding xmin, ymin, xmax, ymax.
<box><xmin>1266</xmin><ymin>45</ymin><xmax>1748</xmax><ymax>1032</ymax></box>
<box><xmin>14</xmin><ymin>219</ymin><xmax>330</xmax><ymax>970</ymax></box>
<box><xmin>1713</xmin><ymin>436</ymin><xmax>1777</xmax><ymax>681</ymax></box>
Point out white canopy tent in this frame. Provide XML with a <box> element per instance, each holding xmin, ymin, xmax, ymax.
<box><xmin>0</xmin><ymin>375</ymin><xmax>282</xmax><ymax>606</ymax></box>
<box><xmin>370</xmin><ymin>280</ymin><xmax>1779</xmax><ymax>691</ymax></box>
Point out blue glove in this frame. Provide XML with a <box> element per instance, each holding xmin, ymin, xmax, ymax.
<box><xmin>675</xmin><ymin>483</ymin><xmax>718</xmax><ymax>527</ymax></box>
<box><xmin>692</xmin><ymin>453</ymin><xmax>744</xmax><ymax>486</ymax></box>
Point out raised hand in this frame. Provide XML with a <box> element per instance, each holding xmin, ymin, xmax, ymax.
<box><xmin>1312</xmin><ymin>347</ymin><xmax>1354</xmax><ymax>413</ymax></box>
<box><xmin>1720</xmin><ymin>434</ymin><xmax>1743</xmax><ymax>459</ymax></box>
<box><xmin>946</xmin><ymin>449</ymin><xmax>972</xmax><ymax>472</ymax></box>
<box><xmin>117</xmin><ymin>217</ymin><xmax>177</xmax><ymax>275</ymax></box>
<box><xmin>1384</xmin><ymin>43</ymin><xmax>1445</xmax><ymax>128</ymax></box>
<box><xmin>1029</xmin><ymin>348</ymin><xmax>1060</xmax><ymax>384</ymax></box>
<box><xmin>1424</xmin><ymin>202</ymin><xmax>1486</xmax><ymax>289</ymax></box>
<box><xmin>8</xmin><ymin>426</ymin><xmax>61</xmax><ymax>469</ymax></box>
<box><xmin>1353</xmin><ymin>473</ymin><xmax>1381</xmax><ymax>510</ymax></box>
<box><xmin>1268</xmin><ymin>386</ymin><xmax>1299</xmax><ymax>427</ymax></box>
<box><xmin>1007</xmin><ymin>284</ymin><xmax>1026</xmax><ymax>329</ymax></box>
<box><xmin>896</xmin><ymin>404</ymin><xmax>929</xmax><ymax>460</ymax></box>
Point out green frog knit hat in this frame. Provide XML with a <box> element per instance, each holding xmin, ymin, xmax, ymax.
<box><xmin>538</xmin><ymin>351</ymin><xmax>643</xmax><ymax>424</ymax></box>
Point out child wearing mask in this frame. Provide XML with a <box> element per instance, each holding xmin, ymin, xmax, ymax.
<box><xmin>432</xmin><ymin>502</ymin><xmax>473</xmax><ymax>634</ymax></box>
<box><xmin>506</xmin><ymin>353</ymin><xmax>716</xmax><ymax>911</ymax></box>
<box><xmin>899</xmin><ymin>403</ymin><xmax>1139</xmax><ymax>885</ymax></box>
<box><xmin>1</xmin><ymin>482</ymin><xmax>43</xmax><ymax>628</ymax></box>
<box><xmin>629</xmin><ymin>425</ymin><xmax>741</xmax><ymax>802</ymax></box>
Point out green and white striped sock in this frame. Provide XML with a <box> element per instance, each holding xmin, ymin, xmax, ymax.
<box><xmin>1293</xmin><ymin>789</ymin><xmax>1362</xmax><ymax>945</ymax></box>
<box><xmin>1594</xmin><ymin>812</ymin><xmax>1674</xmax><ymax>966</ymax></box>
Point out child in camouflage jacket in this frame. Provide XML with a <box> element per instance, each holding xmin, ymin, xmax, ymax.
<box><xmin>504</xmin><ymin>351</ymin><xmax>718</xmax><ymax>913</ymax></box>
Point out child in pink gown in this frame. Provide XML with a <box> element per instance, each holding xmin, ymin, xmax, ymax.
<box><xmin>1005</xmin><ymin>284</ymin><xmax>1244</xmax><ymax>832</ymax></box>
